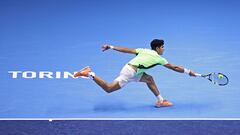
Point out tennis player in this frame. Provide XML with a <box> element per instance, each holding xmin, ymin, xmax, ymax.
<box><xmin>74</xmin><ymin>39</ymin><xmax>196</xmax><ymax>108</ymax></box>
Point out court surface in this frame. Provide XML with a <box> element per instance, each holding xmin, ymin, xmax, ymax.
<box><xmin>1</xmin><ymin>0</ymin><xmax>240</xmax><ymax>119</ymax></box>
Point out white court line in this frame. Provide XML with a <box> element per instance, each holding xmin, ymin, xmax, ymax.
<box><xmin>0</xmin><ymin>118</ymin><xmax>240</xmax><ymax>121</ymax></box>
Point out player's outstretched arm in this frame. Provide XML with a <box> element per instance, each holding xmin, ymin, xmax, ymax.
<box><xmin>164</xmin><ymin>63</ymin><xmax>196</xmax><ymax>77</ymax></box>
<box><xmin>102</xmin><ymin>44</ymin><xmax>136</xmax><ymax>54</ymax></box>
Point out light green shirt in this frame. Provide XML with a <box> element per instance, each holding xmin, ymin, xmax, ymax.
<box><xmin>128</xmin><ymin>48</ymin><xmax>168</xmax><ymax>76</ymax></box>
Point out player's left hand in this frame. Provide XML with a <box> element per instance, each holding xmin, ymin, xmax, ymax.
<box><xmin>102</xmin><ymin>44</ymin><xmax>111</xmax><ymax>52</ymax></box>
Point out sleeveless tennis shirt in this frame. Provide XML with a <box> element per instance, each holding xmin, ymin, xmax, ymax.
<box><xmin>128</xmin><ymin>48</ymin><xmax>168</xmax><ymax>76</ymax></box>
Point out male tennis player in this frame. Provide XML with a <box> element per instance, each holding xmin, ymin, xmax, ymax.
<box><xmin>74</xmin><ymin>39</ymin><xmax>196</xmax><ymax>108</ymax></box>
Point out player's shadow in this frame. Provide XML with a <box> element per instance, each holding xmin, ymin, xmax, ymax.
<box><xmin>93</xmin><ymin>101</ymin><xmax>214</xmax><ymax>113</ymax></box>
<box><xmin>93</xmin><ymin>103</ymin><xmax>153</xmax><ymax>112</ymax></box>
<box><xmin>93</xmin><ymin>103</ymin><xmax>128</xmax><ymax>112</ymax></box>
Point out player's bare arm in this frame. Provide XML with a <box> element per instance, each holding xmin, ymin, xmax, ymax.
<box><xmin>102</xmin><ymin>44</ymin><xmax>136</xmax><ymax>54</ymax></box>
<box><xmin>164</xmin><ymin>63</ymin><xmax>196</xmax><ymax>76</ymax></box>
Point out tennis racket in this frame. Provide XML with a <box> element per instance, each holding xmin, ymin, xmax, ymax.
<box><xmin>195</xmin><ymin>72</ymin><xmax>229</xmax><ymax>86</ymax></box>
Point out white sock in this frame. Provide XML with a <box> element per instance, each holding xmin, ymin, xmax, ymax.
<box><xmin>88</xmin><ymin>72</ymin><xmax>95</xmax><ymax>79</ymax></box>
<box><xmin>156</xmin><ymin>95</ymin><xmax>164</xmax><ymax>103</ymax></box>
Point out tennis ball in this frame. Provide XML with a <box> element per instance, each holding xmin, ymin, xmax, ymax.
<box><xmin>218</xmin><ymin>74</ymin><xmax>223</xmax><ymax>79</ymax></box>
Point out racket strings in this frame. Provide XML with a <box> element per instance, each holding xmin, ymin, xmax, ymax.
<box><xmin>211</xmin><ymin>73</ymin><xmax>228</xmax><ymax>85</ymax></box>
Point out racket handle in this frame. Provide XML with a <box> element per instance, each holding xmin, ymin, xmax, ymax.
<box><xmin>195</xmin><ymin>73</ymin><xmax>202</xmax><ymax>77</ymax></box>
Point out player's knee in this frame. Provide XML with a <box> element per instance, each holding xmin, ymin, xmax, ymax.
<box><xmin>106</xmin><ymin>90</ymin><xmax>113</xmax><ymax>93</ymax></box>
<box><xmin>104</xmin><ymin>86</ymin><xmax>114</xmax><ymax>93</ymax></box>
<box><xmin>146</xmin><ymin>75</ymin><xmax>154</xmax><ymax>83</ymax></box>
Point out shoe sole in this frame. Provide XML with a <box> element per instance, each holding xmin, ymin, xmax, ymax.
<box><xmin>74</xmin><ymin>66</ymin><xmax>91</xmax><ymax>78</ymax></box>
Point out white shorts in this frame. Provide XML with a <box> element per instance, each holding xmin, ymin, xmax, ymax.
<box><xmin>114</xmin><ymin>64</ymin><xmax>143</xmax><ymax>87</ymax></box>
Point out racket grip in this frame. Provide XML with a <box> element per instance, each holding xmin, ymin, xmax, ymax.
<box><xmin>195</xmin><ymin>73</ymin><xmax>202</xmax><ymax>77</ymax></box>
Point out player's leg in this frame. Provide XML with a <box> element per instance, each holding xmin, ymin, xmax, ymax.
<box><xmin>139</xmin><ymin>73</ymin><xmax>173</xmax><ymax>107</ymax></box>
<box><xmin>139</xmin><ymin>73</ymin><xmax>160</xmax><ymax>96</ymax></box>
<box><xmin>74</xmin><ymin>66</ymin><xmax>121</xmax><ymax>93</ymax></box>
<box><xmin>92</xmin><ymin>76</ymin><xmax>121</xmax><ymax>93</ymax></box>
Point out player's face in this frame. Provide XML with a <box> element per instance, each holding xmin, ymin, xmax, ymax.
<box><xmin>157</xmin><ymin>45</ymin><xmax>164</xmax><ymax>55</ymax></box>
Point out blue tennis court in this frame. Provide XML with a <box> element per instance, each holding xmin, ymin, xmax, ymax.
<box><xmin>1</xmin><ymin>0</ymin><xmax>240</xmax><ymax>119</ymax></box>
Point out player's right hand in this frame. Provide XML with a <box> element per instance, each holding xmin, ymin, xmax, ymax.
<box><xmin>189</xmin><ymin>70</ymin><xmax>197</xmax><ymax>77</ymax></box>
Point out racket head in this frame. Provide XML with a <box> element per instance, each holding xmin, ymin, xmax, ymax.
<box><xmin>209</xmin><ymin>73</ymin><xmax>229</xmax><ymax>86</ymax></box>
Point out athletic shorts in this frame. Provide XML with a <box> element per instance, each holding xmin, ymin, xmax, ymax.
<box><xmin>114</xmin><ymin>64</ymin><xmax>143</xmax><ymax>87</ymax></box>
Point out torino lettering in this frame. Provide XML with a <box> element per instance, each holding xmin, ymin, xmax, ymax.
<box><xmin>8</xmin><ymin>71</ymin><xmax>77</xmax><ymax>79</ymax></box>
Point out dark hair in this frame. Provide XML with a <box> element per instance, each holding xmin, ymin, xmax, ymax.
<box><xmin>150</xmin><ymin>39</ymin><xmax>164</xmax><ymax>50</ymax></box>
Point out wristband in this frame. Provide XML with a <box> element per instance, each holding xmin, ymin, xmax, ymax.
<box><xmin>184</xmin><ymin>68</ymin><xmax>191</xmax><ymax>74</ymax></box>
<box><xmin>109</xmin><ymin>45</ymin><xmax>114</xmax><ymax>49</ymax></box>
